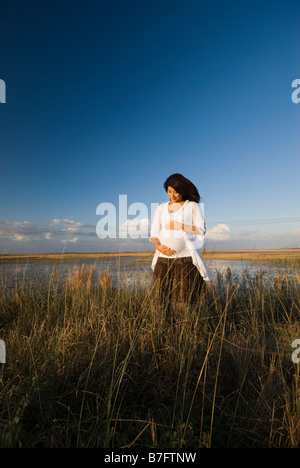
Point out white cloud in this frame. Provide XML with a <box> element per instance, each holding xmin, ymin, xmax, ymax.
<box><xmin>52</xmin><ymin>218</ymin><xmax>84</xmax><ymax>227</ymax></box>
<box><xmin>11</xmin><ymin>221</ymin><xmax>30</xmax><ymax>226</ymax></box>
<box><xmin>0</xmin><ymin>221</ymin><xmax>34</xmax><ymax>241</ymax></box>
<box><xmin>13</xmin><ymin>234</ymin><xmax>29</xmax><ymax>242</ymax></box>
<box><xmin>206</xmin><ymin>224</ymin><xmax>232</xmax><ymax>241</ymax></box>
<box><xmin>62</xmin><ymin>226</ymin><xmax>79</xmax><ymax>233</ymax></box>
<box><xmin>45</xmin><ymin>232</ymin><xmax>52</xmax><ymax>240</ymax></box>
<box><xmin>61</xmin><ymin>237</ymin><xmax>78</xmax><ymax>244</ymax></box>
<box><xmin>119</xmin><ymin>218</ymin><xmax>150</xmax><ymax>238</ymax></box>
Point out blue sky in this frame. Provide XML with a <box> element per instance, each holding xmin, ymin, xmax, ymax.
<box><xmin>0</xmin><ymin>0</ymin><xmax>299</xmax><ymax>253</ymax></box>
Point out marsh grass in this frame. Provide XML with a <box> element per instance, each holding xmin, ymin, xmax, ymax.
<box><xmin>259</xmin><ymin>257</ymin><xmax>300</xmax><ymax>269</ymax></box>
<box><xmin>0</xmin><ymin>260</ymin><xmax>300</xmax><ymax>448</ymax></box>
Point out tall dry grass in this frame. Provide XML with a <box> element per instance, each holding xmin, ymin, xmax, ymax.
<box><xmin>0</xmin><ymin>260</ymin><xmax>300</xmax><ymax>447</ymax></box>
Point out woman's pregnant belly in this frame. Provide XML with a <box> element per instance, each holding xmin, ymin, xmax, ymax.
<box><xmin>160</xmin><ymin>229</ymin><xmax>186</xmax><ymax>252</ymax></box>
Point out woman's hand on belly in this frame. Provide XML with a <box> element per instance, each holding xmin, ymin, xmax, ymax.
<box><xmin>156</xmin><ymin>245</ymin><xmax>176</xmax><ymax>256</ymax></box>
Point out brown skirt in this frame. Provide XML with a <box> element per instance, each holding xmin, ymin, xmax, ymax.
<box><xmin>152</xmin><ymin>256</ymin><xmax>204</xmax><ymax>308</ymax></box>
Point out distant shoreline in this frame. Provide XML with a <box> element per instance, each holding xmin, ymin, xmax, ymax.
<box><xmin>1</xmin><ymin>249</ymin><xmax>300</xmax><ymax>262</ymax></box>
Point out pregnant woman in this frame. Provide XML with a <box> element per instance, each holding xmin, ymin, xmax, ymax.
<box><xmin>150</xmin><ymin>173</ymin><xmax>212</xmax><ymax>311</ymax></box>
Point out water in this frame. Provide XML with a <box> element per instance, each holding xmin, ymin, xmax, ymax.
<box><xmin>0</xmin><ymin>255</ymin><xmax>298</xmax><ymax>292</ymax></box>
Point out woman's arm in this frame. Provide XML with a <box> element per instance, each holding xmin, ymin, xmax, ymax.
<box><xmin>192</xmin><ymin>202</ymin><xmax>206</xmax><ymax>235</ymax></box>
<box><xmin>166</xmin><ymin>220</ymin><xmax>201</xmax><ymax>234</ymax></box>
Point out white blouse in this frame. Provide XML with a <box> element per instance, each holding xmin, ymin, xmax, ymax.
<box><xmin>150</xmin><ymin>200</ymin><xmax>212</xmax><ymax>281</ymax></box>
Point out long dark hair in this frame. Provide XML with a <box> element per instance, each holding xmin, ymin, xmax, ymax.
<box><xmin>163</xmin><ymin>173</ymin><xmax>200</xmax><ymax>203</ymax></box>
